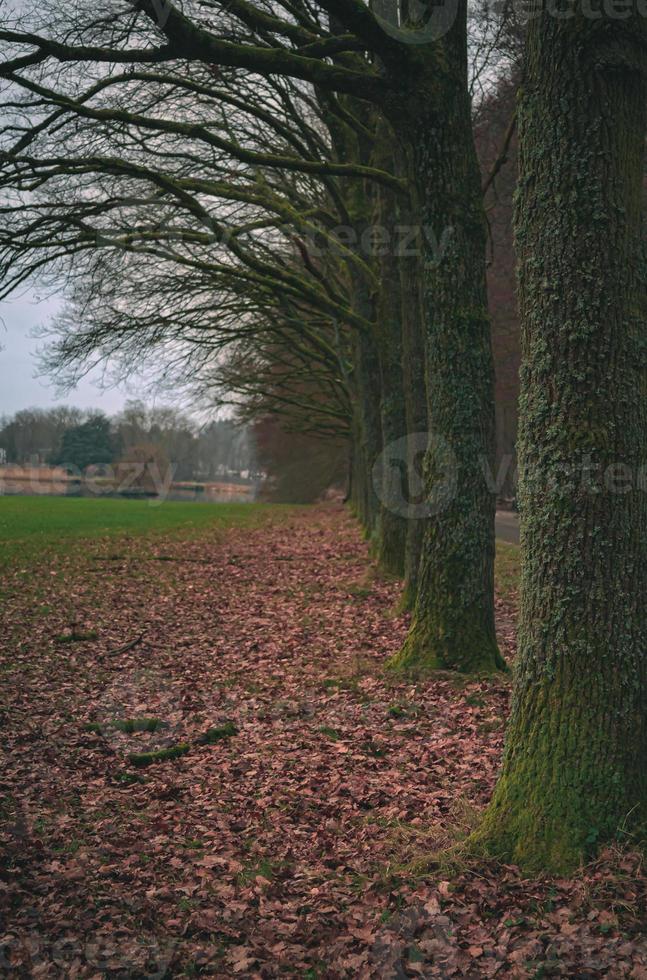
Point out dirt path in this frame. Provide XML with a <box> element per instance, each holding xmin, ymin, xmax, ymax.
<box><xmin>1</xmin><ymin>505</ymin><xmax>644</xmax><ymax>977</ymax></box>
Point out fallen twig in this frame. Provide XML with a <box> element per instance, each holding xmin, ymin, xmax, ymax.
<box><xmin>107</xmin><ymin>633</ymin><xmax>145</xmax><ymax>656</ymax></box>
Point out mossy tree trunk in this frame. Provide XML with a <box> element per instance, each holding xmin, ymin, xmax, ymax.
<box><xmin>373</xmin><ymin>124</ymin><xmax>409</xmax><ymax>577</ymax></box>
<box><xmin>398</xmin><ymin>172</ymin><xmax>427</xmax><ymax>608</ymax></box>
<box><xmin>321</xmin><ymin>11</ymin><xmax>498</xmax><ymax>613</ymax></box>
<box><xmin>477</xmin><ymin>3</ymin><xmax>647</xmax><ymax>872</ymax></box>
<box><xmin>386</xmin><ymin>10</ymin><xmax>503</xmax><ymax>672</ymax></box>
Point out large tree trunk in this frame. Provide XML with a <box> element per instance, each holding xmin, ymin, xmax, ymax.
<box><xmin>387</xmin><ymin>10</ymin><xmax>504</xmax><ymax>672</ymax></box>
<box><xmin>477</xmin><ymin>5</ymin><xmax>647</xmax><ymax>872</ymax></box>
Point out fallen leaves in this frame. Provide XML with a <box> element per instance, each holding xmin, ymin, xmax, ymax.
<box><xmin>1</xmin><ymin>504</ymin><xmax>645</xmax><ymax>977</ymax></box>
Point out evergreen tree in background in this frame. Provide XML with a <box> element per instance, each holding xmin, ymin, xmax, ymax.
<box><xmin>51</xmin><ymin>414</ymin><xmax>116</xmax><ymax>472</ymax></box>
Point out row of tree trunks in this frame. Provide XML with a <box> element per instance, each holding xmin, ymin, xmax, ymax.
<box><xmin>328</xmin><ymin>5</ymin><xmax>500</xmax><ymax>671</ymax></box>
<box><xmin>345</xmin><ymin>9</ymin><xmax>504</xmax><ymax>675</ymax></box>
<box><xmin>2</xmin><ymin>0</ymin><xmax>645</xmax><ymax>880</ymax></box>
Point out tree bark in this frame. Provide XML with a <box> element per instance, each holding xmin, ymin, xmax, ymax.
<box><xmin>373</xmin><ymin>124</ymin><xmax>409</xmax><ymax>577</ymax></box>
<box><xmin>398</xmin><ymin>171</ymin><xmax>428</xmax><ymax>608</ymax></box>
<box><xmin>386</xmin><ymin>9</ymin><xmax>504</xmax><ymax>672</ymax></box>
<box><xmin>374</xmin><ymin>268</ymin><xmax>408</xmax><ymax>575</ymax></box>
<box><xmin>351</xmin><ymin>319</ymin><xmax>383</xmax><ymax>535</ymax></box>
<box><xmin>477</xmin><ymin>2</ymin><xmax>647</xmax><ymax>872</ymax></box>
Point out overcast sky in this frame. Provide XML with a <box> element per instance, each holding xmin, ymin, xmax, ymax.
<box><xmin>0</xmin><ymin>289</ymin><xmax>134</xmax><ymax>417</ymax></box>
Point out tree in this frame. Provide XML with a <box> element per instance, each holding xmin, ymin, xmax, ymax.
<box><xmin>114</xmin><ymin>401</ymin><xmax>200</xmax><ymax>481</ymax></box>
<box><xmin>0</xmin><ymin>406</ymin><xmax>85</xmax><ymax>463</ymax></box>
<box><xmin>115</xmin><ymin>442</ymin><xmax>171</xmax><ymax>495</ymax></box>
<box><xmin>0</xmin><ymin>39</ymin><xmax>370</xmax><ymax>505</ymax></box>
<box><xmin>475</xmin><ymin>71</ymin><xmax>521</xmax><ymax>503</ymax></box>
<box><xmin>386</xmin><ymin>14</ymin><xmax>506</xmax><ymax>672</ymax></box>
<box><xmin>53</xmin><ymin>413</ymin><xmax>116</xmax><ymax>472</ymax></box>
<box><xmin>196</xmin><ymin>421</ymin><xmax>257</xmax><ymax>481</ymax></box>
<box><xmin>254</xmin><ymin>415</ymin><xmax>347</xmax><ymax>503</ymax></box>
<box><xmin>476</xmin><ymin>0</ymin><xmax>647</xmax><ymax>872</ymax></box>
<box><xmin>0</xmin><ymin>0</ymin><xmax>510</xmax><ymax>672</ymax></box>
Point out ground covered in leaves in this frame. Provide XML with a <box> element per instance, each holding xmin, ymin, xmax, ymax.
<box><xmin>1</xmin><ymin>503</ymin><xmax>646</xmax><ymax>977</ymax></box>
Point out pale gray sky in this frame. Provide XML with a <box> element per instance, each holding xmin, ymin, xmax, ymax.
<box><xmin>0</xmin><ymin>290</ymin><xmax>132</xmax><ymax>416</ymax></box>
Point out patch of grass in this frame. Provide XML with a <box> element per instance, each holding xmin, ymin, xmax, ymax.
<box><xmin>387</xmin><ymin>702</ymin><xmax>421</xmax><ymax>720</ymax></box>
<box><xmin>318</xmin><ymin>725</ymin><xmax>341</xmax><ymax>741</ymax></box>
<box><xmin>0</xmin><ymin>658</ymin><xmax>31</xmax><ymax>676</ymax></box>
<box><xmin>465</xmin><ymin>693</ymin><xmax>486</xmax><ymax>708</ymax></box>
<box><xmin>303</xmin><ymin>963</ymin><xmax>327</xmax><ymax>979</ymax></box>
<box><xmin>128</xmin><ymin>743</ymin><xmax>190</xmax><ymax>767</ymax></box>
<box><xmin>114</xmin><ymin>772</ymin><xmax>144</xmax><ymax>785</ymax></box>
<box><xmin>495</xmin><ymin>540</ymin><xmax>520</xmax><ymax>603</ymax></box>
<box><xmin>362</xmin><ymin>739</ymin><xmax>387</xmax><ymax>758</ymax></box>
<box><xmin>55</xmin><ymin>630</ymin><xmax>99</xmax><ymax>644</ymax></box>
<box><xmin>237</xmin><ymin>857</ymin><xmax>279</xmax><ymax>886</ymax></box>
<box><xmin>478</xmin><ymin>718</ymin><xmax>504</xmax><ymax>734</ymax></box>
<box><xmin>321</xmin><ymin>676</ymin><xmax>360</xmax><ymax>694</ymax></box>
<box><xmin>343</xmin><ymin>583</ymin><xmax>372</xmax><ymax>599</ymax></box>
<box><xmin>344</xmin><ymin>869</ymin><xmax>372</xmax><ymax>894</ymax></box>
<box><xmin>384</xmin><ymin>797</ymin><xmax>483</xmax><ymax>875</ymax></box>
<box><xmin>85</xmin><ymin>717</ymin><xmax>168</xmax><ymax>735</ymax></box>
<box><xmin>197</xmin><ymin>721</ymin><xmax>238</xmax><ymax>744</ymax></box>
<box><xmin>178</xmin><ymin>897</ymin><xmax>198</xmax><ymax>913</ymax></box>
<box><xmin>53</xmin><ymin>838</ymin><xmax>84</xmax><ymax>855</ymax></box>
<box><xmin>388</xmin><ymin>703</ymin><xmax>407</xmax><ymax>718</ymax></box>
<box><xmin>220</xmin><ymin>673</ymin><xmax>243</xmax><ymax>689</ymax></box>
<box><xmin>0</xmin><ymin>497</ymin><xmax>287</xmax><ymax>569</ymax></box>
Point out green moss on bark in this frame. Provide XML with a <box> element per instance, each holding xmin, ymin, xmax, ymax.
<box><xmin>475</xmin><ymin>5</ymin><xmax>647</xmax><ymax>872</ymax></box>
<box><xmin>382</xmin><ymin>17</ymin><xmax>502</xmax><ymax>674</ymax></box>
<box><xmin>389</xmin><ymin>602</ymin><xmax>506</xmax><ymax>674</ymax></box>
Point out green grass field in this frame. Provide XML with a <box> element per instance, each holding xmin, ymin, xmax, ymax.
<box><xmin>0</xmin><ymin>495</ymin><xmax>519</xmax><ymax>598</ymax></box>
<box><xmin>0</xmin><ymin>495</ymin><xmax>278</xmax><ymax>568</ymax></box>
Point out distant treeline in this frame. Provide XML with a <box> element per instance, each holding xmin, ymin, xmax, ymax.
<box><xmin>0</xmin><ymin>401</ymin><xmax>257</xmax><ymax>483</ymax></box>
